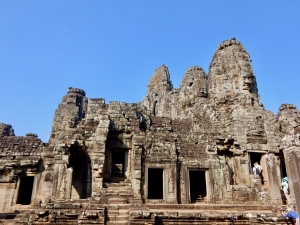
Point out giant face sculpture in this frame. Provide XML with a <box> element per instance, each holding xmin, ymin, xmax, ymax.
<box><xmin>67</xmin><ymin>118</ymin><xmax>77</xmax><ymax>128</ymax></box>
<box><xmin>242</xmin><ymin>74</ymin><xmax>253</xmax><ymax>92</ymax></box>
<box><xmin>208</xmin><ymin>38</ymin><xmax>259</xmax><ymax>99</ymax></box>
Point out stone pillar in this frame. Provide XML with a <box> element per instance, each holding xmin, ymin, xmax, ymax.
<box><xmin>265</xmin><ymin>153</ymin><xmax>282</xmax><ymax>204</ymax></box>
<box><xmin>0</xmin><ymin>183</ymin><xmax>15</xmax><ymax>212</ymax></box>
<box><xmin>85</xmin><ymin>98</ymin><xmax>109</xmax><ymax>196</ymax></box>
<box><xmin>44</xmin><ymin>145</ymin><xmax>72</xmax><ymax>201</ymax></box>
<box><xmin>34</xmin><ymin>146</ymin><xmax>56</xmax><ymax>203</ymax></box>
<box><xmin>234</xmin><ymin>157</ymin><xmax>250</xmax><ymax>185</ymax></box>
<box><xmin>166</xmin><ymin>163</ymin><xmax>177</xmax><ymax>203</ymax></box>
<box><xmin>290</xmin><ymin>152</ymin><xmax>300</xmax><ymax>210</ymax></box>
<box><xmin>283</xmin><ymin>146</ymin><xmax>300</xmax><ymax>210</ymax></box>
<box><xmin>65</xmin><ymin>167</ymin><xmax>73</xmax><ymax>199</ymax></box>
<box><xmin>179</xmin><ymin>162</ymin><xmax>188</xmax><ymax>204</ymax></box>
<box><xmin>131</xmin><ymin>136</ymin><xmax>144</xmax><ymax>202</ymax></box>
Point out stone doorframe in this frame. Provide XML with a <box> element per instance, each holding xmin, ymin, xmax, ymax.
<box><xmin>186</xmin><ymin>168</ymin><xmax>211</xmax><ymax>204</ymax></box>
<box><xmin>104</xmin><ymin>148</ymin><xmax>131</xmax><ymax>181</ymax></box>
<box><xmin>13</xmin><ymin>172</ymin><xmax>37</xmax><ymax>206</ymax></box>
<box><xmin>145</xmin><ymin>164</ymin><xmax>166</xmax><ymax>203</ymax></box>
<box><xmin>248</xmin><ymin>150</ymin><xmax>269</xmax><ymax>186</ymax></box>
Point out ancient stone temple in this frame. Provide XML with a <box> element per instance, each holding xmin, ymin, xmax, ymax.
<box><xmin>1</xmin><ymin>38</ymin><xmax>300</xmax><ymax>224</ymax></box>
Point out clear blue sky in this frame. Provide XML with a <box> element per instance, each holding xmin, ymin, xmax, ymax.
<box><xmin>1</xmin><ymin>1</ymin><xmax>300</xmax><ymax>142</ymax></box>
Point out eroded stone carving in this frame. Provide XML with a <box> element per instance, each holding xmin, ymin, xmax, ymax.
<box><xmin>0</xmin><ymin>38</ymin><xmax>299</xmax><ymax>224</ymax></box>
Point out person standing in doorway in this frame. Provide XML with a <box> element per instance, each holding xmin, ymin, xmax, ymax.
<box><xmin>252</xmin><ymin>162</ymin><xmax>263</xmax><ymax>184</ymax></box>
<box><xmin>252</xmin><ymin>162</ymin><xmax>262</xmax><ymax>175</ymax></box>
<box><xmin>281</xmin><ymin>177</ymin><xmax>291</xmax><ymax>205</ymax></box>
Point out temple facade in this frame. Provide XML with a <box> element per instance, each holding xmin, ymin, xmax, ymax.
<box><xmin>1</xmin><ymin>38</ymin><xmax>300</xmax><ymax>224</ymax></box>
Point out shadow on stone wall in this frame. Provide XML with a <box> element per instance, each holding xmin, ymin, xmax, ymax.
<box><xmin>69</xmin><ymin>142</ymin><xmax>92</xmax><ymax>199</ymax></box>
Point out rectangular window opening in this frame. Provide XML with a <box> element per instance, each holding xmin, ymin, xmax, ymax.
<box><xmin>17</xmin><ymin>176</ymin><xmax>34</xmax><ymax>205</ymax></box>
<box><xmin>148</xmin><ymin>168</ymin><xmax>163</xmax><ymax>199</ymax></box>
<box><xmin>189</xmin><ymin>170</ymin><xmax>206</xmax><ymax>203</ymax></box>
<box><xmin>111</xmin><ymin>151</ymin><xmax>126</xmax><ymax>177</ymax></box>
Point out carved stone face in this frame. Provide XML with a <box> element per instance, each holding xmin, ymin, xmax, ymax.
<box><xmin>210</xmin><ymin>66</ymin><xmax>222</xmax><ymax>76</ymax></box>
<box><xmin>67</xmin><ymin>118</ymin><xmax>76</xmax><ymax>128</ymax></box>
<box><xmin>199</xmin><ymin>88</ymin><xmax>206</xmax><ymax>97</ymax></box>
<box><xmin>242</xmin><ymin>74</ymin><xmax>253</xmax><ymax>92</ymax></box>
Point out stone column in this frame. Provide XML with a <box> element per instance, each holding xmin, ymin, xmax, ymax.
<box><xmin>281</xmin><ymin>134</ymin><xmax>300</xmax><ymax>209</ymax></box>
<box><xmin>85</xmin><ymin>99</ymin><xmax>109</xmax><ymax>197</ymax></box>
<box><xmin>131</xmin><ymin>137</ymin><xmax>144</xmax><ymax>202</ymax></box>
<box><xmin>283</xmin><ymin>146</ymin><xmax>300</xmax><ymax>209</ymax></box>
<box><xmin>179</xmin><ymin>162</ymin><xmax>188</xmax><ymax>204</ymax></box>
<box><xmin>166</xmin><ymin>163</ymin><xmax>177</xmax><ymax>203</ymax></box>
<box><xmin>265</xmin><ymin>153</ymin><xmax>282</xmax><ymax>204</ymax></box>
<box><xmin>45</xmin><ymin>145</ymin><xmax>72</xmax><ymax>201</ymax></box>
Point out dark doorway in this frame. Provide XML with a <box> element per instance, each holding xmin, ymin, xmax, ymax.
<box><xmin>281</xmin><ymin>161</ymin><xmax>287</xmax><ymax>178</ymax></box>
<box><xmin>249</xmin><ymin>152</ymin><xmax>263</xmax><ymax>173</ymax></box>
<box><xmin>17</xmin><ymin>176</ymin><xmax>34</xmax><ymax>205</ymax></box>
<box><xmin>189</xmin><ymin>170</ymin><xmax>206</xmax><ymax>203</ymax></box>
<box><xmin>111</xmin><ymin>151</ymin><xmax>126</xmax><ymax>177</ymax></box>
<box><xmin>69</xmin><ymin>143</ymin><xmax>92</xmax><ymax>199</ymax></box>
<box><xmin>249</xmin><ymin>152</ymin><xmax>265</xmax><ymax>185</ymax></box>
<box><xmin>148</xmin><ymin>168</ymin><xmax>163</xmax><ymax>199</ymax></box>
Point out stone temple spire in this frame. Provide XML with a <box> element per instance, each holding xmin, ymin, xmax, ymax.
<box><xmin>147</xmin><ymin>64</ymin><xmax>173</xmax><ymax>96</ymax></box>
<box><xmin>208</xmin><ymin>38</ymin><xmax>258</xmax><ymax>100</ymax></box>
<box><xmin>49</xmin><ymin>87</ymin><xmax>88</xmax><ymax>144</ymax></box>
<box><xmin>179</xmin><ymin>66</ymin><xmax>207</xmax><ymax>101</ymax></box>
<box><xmin>142</xmin><ymin>65</ymin><xmax>173</xmax><ymax>115</ymax></box>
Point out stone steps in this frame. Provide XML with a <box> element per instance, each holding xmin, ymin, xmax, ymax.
<box><xmin>106</xmin><ymin>214</ymin><xmax>129</xmax><ymax>221</ymax></box>
<box><xmin>106</xmin><ymin>205</ymin><xmax>130</xmax><ymax>225</ymax></box>
<box><xmin>104</xmin><ymin>186</ymin><xmax>132</xmax><ymax>190</ymax></box>
<box><xmin>104</xmin><ymin>183</ymin><xmax>132</xmax><ymax>187</ymax></box>
<box><xmin>108</xmin><ymin>197</ymin><xmax>128</xmax><ymax>204</ymax></box>
<box><xmin>106</xmin><ymin>204</ymin><xmax>131</xmax><ymax>210</ymax></box>
<box><xmin>106</xmin><ymin>221</ymin><xmax>129</xmax><ymax>225</ymax></box>
<box><xmin>146</xmin><ymin>203</ymin><xmax>275</xmax><ymax>211</ymax></box>
<box><xmin>101</xmin><ymin>180</ymin><xmax>134</xmax><ymax>204</ymax></box>
<box><xmin>104</xmin><ymin>190</ymin><xmax>133</xmax><ymax>194</ymax></box>
<box><xmin>128</xmin><ymin>204</ymin><xmax>287</xmax><ymax>225</ymax></box>
<box><xmin>104</xmin><ymin>181</ymin><xmax>132</xmax><ymax>188</ymax></box>
<box><xmin>191</xmin><ymin>194</ymin><xmax>207</xmax><ymax>203</ymax></box>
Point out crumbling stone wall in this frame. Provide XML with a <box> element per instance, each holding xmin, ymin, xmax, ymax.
<box><xmin>0</xmin><ymin>129</ymin><xmax>44</xmax><ymax>212</ymax></box>
<box><xmin>49</xmin><ymin>87</ymin><xmax>88</xmax><ymax>145</ymax></box>
<box><xmin>0</xmin><ymin>38</ymin><xmax>299</xmax><ymax>224</ymax></box>
<box><xmin>0</xmin><ymin>123</ymin><xmax>15</xmax><ymax>136</ymax></box>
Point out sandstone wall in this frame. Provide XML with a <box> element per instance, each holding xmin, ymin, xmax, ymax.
<box><xmin>0</xmin><ymin>38</ymin><xmax>299</xmax><ymax>224</ymax></box>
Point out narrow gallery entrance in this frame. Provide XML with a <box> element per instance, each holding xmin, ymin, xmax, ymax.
<box><xmin>148</xmin><ymin>168</ymin><xmax>163</xmax><ymax>199</ymax></box>
<box><xmin>249</xmin><ymin>152</ymin><xmax>268</xmax><ymax>185</ymax></box>
<box><xmin>189</xmin><ymin>170</ymin><xmax>206</xmax><ymax>203</ymax></box>
<box><xmin>69</xmin><ymin>144</ymin><xmax>92</xmax><ymax>199</ymax></box>
<box><xmin>17</xmin><ymin>176</ymin><xmax>34</xmax><ymax>205</ymax></box>
<box><xmin>249</xmin><ymin>152</ymin><xmax>263</xmax><ymax>171</ymax></box>
<box><xmin>111</xmin><ymin>150</ymin><xmax>126</xmax><ymax>178</ymax></box>
<box><xmin>279</xmin><ymin>151</ymin><xmax>287</xmax><ymax>179</ymax></box>
<box><xmin>281</xmin><ymin>160</ymin><xmax>287</xmax><ymax>178</ymax></box>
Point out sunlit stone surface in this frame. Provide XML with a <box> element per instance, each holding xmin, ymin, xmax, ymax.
<box><xmin>1</xmin><ymin>38</ymin><xmax>299</xmax><ymax>224</ymax></box>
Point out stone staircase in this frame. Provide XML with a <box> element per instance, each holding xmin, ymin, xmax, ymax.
<box><xmin>190</xmin><ymin>193</ymin><xmax>207</xmax><ymax>203</ymax></box>
<box><xmin>106</xmin><ymin>204</ymin><xmax>130</xmax><ymax>225</ymax></box>
<box><xmin>101</xmin><ymin>180</ymin><xmax>134</xmax><ymax>204</ymax></box>
<box><xmin>101</xmin><ymin>180</ymin><xmax>133</xmax><ymax>224</ymax></box>
<box><xmin>7</xmin><ymin>203</ymin><xmax>290</xmax><ymax>224</ymax></box>
<box><xmin>129</xmin><ymin>204</ymin><xmax>289</xmax><ymax>224</ymax></box>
